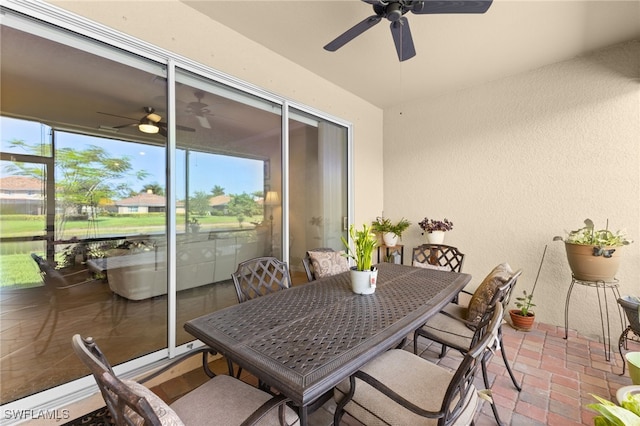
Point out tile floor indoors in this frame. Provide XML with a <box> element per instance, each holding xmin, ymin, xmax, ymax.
<box><xmin>149</xmin><ymin>320</ymin><xmax>638</xmax><ymax>426</ymax></box>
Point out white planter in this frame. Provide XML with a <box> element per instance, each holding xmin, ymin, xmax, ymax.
<box><xmin>382</xmin><ymin>232</ymin><xmax>399</xmax><ymax>247</ymax></box>
<box><xmin>426</xmin><ymin>231</ymin><xmax>445</xmax><ymax>244</ymax></box>
<box><xmin>350</xmin><ymin>268</ymin><xmax>377</xmax><ymax>295</ymax></box>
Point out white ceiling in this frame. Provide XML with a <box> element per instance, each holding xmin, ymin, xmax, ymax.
<box><xmin>183</xmin><ymin>0</ymin><xmax>640</xmax><ymax>108</ymax></box>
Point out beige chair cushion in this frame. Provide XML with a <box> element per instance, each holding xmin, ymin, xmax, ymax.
<box><xmin>122</xmin><ymin>379</ymin><xmax>184</xmax><ymax>426</ymax></box>
<box><xmin>466</xmin><ymin>263</ymin><xmax>513</xmax><ymax>325</ymax></box>
<box><xmin>412</xmin><ymin>260</ymin><xmax>450</xmax><ymax>271</ymax></box>
<box><xmin>171</xmin><ymin>374</ymin><xmax>299</xmax><ymax>426</ymax></box>
<box><xmin>420</xmin><ymin>303</ymin><xmax>474</xmax><ymax>351</ymax></box>
<box><xmin>334</xmin><ymin>349</ymin><xmax>477</xmax><ymax>425</ymax></box>
<box><xmin>308</xmin><ymin>250</ymin><xmax>349</xmax><ymax>279</ymax></box>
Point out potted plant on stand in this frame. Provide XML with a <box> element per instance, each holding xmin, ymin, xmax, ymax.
<box><xmin>371</xmin><ymin>217</ymin><xmax>411</xmax><ymax>247</ymax></box>
<box><xmin>418</xmin><ymin>217</ymin><xmax>453</xmax><ymax>244</ymax></box>
<box><xmin>554</xmin><ymin>219</ymin><xmax>633</xmax><ymax>281</ymax></box>
<box><xmin>341</xmin><ymin>223</ymin><xmax>378</xmax><ymax>295</ymax></box>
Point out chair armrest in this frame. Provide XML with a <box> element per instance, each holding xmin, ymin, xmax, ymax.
<box><xmin>60</xmin><ymin>268</ymin><xmax>92</xmax><ymax>278</ymax></box>
<box><xmin>55</xmin><ymin>279</ymin><xmax>95</xmax><ymax>289</ymax></box>
<box><xmin>350</xmin><ymin>372</ymin><xmax>444</xmax><ymax>420</ymax></box>
<box><xmin>240</xmin><ymin>394</ymin><xmax>293</xmax><ymax>426</ymax></box>
<box><xmin>138</xmin><ymin>348</ymin><xmax>219</xmax><ymax>383</ymax></box>
<box><xmin>439</xmin><ymin>308</ymin><xmax>478</xmax><ymax>328</ymax></box>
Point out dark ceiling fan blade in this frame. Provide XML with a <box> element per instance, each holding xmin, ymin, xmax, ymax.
<box><xmin>390</xmin><ymin>18</ymin><xmax>416</xmax><ymax>61</ymax></box>
<box><xmin>177</xmin><ymin>124</ymin><xmax>196</xmax><ymax>132</ymax></box>
<box><xmin>411</xmin><ymin>0</ymin><xmax>493</xmax><ymax>14</ymax></box>
<box><xmin>157</xmin><ymin>122</ymin><xmax>196</xmax><ymax>132</ymax></box>
<box><xmin>97</xmin><ymin>111</ymin><xmax>137</xmax><ymax>121</ymax></box>
<box><xmin>113</xmin><ymin>123</ymin><xmax>136</xmax><ymax>129</ymax></box>
<box><xmin>324</xmin><ymin>14</ymin><xmax>383</xmax><ymax>51</ymax></box>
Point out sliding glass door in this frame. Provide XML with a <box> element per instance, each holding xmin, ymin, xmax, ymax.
<box><xmin>0</xmin><ymin>3</ymin><xmax>350</xmax><ymax>409</ymax></box>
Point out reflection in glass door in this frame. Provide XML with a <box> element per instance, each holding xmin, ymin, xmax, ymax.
<box><xmin>174</xmin><ymin>69</ymin><xmax>283</xmax><ymax>345</ymax></box>
<box><xmin>288</xmin><ymin>108</ymin><xmax>348</xmax><ymax>281</ymax></box>
<box><xmin>0</xmin><ymin>19</ymin><xmax>168</xmax><ymax>404</ymax></box>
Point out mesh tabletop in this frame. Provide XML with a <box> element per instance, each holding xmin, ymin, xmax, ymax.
<box><xmin>184</xmin><ymin>263</ymin><xmax>471</xmax><ymax>407</ymax></box>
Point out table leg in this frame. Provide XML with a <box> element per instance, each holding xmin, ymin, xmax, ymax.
<box><xmin>299</xmin><ymin>405</ymin><xmax>308</xmax><ymax>426</ymax></box>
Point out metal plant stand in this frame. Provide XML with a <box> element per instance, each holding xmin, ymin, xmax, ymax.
<box><xmin>564</xmin><ymin>276</ymin><xmax>625</xmax><ymax>361</ymax></box>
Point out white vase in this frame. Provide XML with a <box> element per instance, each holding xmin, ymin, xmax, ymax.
<box><xmin>382</xmin><ymin>232</ymin><xmax>399</xmax><ymax>247</ymax></box>
<box><xmin>350</xmin><ymin>268</ymin><xmax>377</xmax><ymax>295</ymax></box>
<box><xmin>427</xmin><ymin>231</ymin><xmax>445</xmax><ymax>244</ymax></box>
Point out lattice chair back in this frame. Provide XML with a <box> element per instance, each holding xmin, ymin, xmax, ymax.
<box><xmin>498</xmin><ymin>269</ymin><xmax>523</xmax><ymax>310</ymax></box>
<box><xmin>412</xmin><ymin>244</ymin><xmax>465</xmax><ymax>272</ymax></box>
<box><xmin>232</xmin><ymin>256</ymin><xmax>292</xmax><ymax>303</ymax></box>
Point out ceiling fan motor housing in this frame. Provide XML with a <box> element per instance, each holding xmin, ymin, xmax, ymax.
<box><xmin>384</xmin><ymin>2</ymin><xmax>404</xmax><ymax>21</ymax></box>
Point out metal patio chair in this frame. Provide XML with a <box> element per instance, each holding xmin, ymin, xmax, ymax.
<box><xmin>334</xmin><ymin>303</ymin><xmax>503</xmax><ymax>426</ymax></box>
<box><xmin>231</xmin><ymin>256</ymin><xmax>292</xmax><ymax>303</ymax></box>
<box><xmin>413</xmin><ymin>268</ymin><xmax>524</xmax><ymax>425</ymax></box>
<box><xmin>72</xmin><ymin>334</ymin><xmax>299</xmax><ymax>426</ymax></box>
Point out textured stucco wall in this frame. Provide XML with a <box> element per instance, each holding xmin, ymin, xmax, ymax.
<box><xmin>383</xmin><ymin>40</ymin><xmax>640</xmax><ymax>340</ymax></box>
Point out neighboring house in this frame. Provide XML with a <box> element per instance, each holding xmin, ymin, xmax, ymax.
<box><xmin>176</xmin><ymin>195</ymin><xmax>231</xmax><ymax>215</ymax></box>
<box><xmin>115</xmin><ymin>190</ymin><xmax>165</xmax><ymax>214</ymax></box>
<box><xmin>0</xmin><ymin>176</ymin><xmax>44</xmax><ymax>215</ymax></box>
<box><xmin>209</xmin><ymin>194</ymin><xmax>231</xmax><ymax>214</ymax></box>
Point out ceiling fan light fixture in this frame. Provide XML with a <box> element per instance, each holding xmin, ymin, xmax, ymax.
<box><xmin>147</xmin><ymin>112</ymin><xmax>162</xmax><ymax>123</ymax></box>
<box><xmin>138</xmin><ymin>118</ymin><xmax>159</xmax><ymax>134</ymax></box>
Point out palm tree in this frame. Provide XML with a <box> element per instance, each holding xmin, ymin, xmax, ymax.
<box><xmin>141</xmin><ymin>183</ymin><xmax>164</xmax><ymax>195</ymax></box>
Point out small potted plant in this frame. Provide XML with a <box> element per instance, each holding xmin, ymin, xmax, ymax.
<box><xmin>509</xmin><ymin>290</ymin><xmax>536</xmax><ymax>330</ymax></box>
<box><xmin>341</xmin><ymin>223</ymin><xmax>378</xmax><ymax>294</ymax></box>
<box><xmin>418</xmin><ymin>217</ymin><xmax>453</xmax><ymax>244</ymax></box>
<box><xmin>554</xmin><ymin>219</ymin><xmax>632</xmax><ymax>281</ymax></box>
<box><xmin>189</xmin><ymin>217</ymin><xmax>201</xmax><ymax>233</ymax></box>
<box><xmin>371</xmin><ymin>217</ymin><xmax>411</xmax><ymax>247</ymax></box>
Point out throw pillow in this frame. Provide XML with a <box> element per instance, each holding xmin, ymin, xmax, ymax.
<box><xmin>122</xmin><ymin>379</ymin><xmax>184</xmax><ymax>426</ymax></box>
<box><xmin>412</xmin><ymin>260</ymin><xmax>450</xmax><ymax>271</ymax></box>
<box><xmin>308</xmin><ymin>250</ymin><xmax>349</xmax><ymax>279</ymax></box>
<box><xmin>466</xmin><ymin>263</ymin><xmax>513</xmax><ymax>325</ymax></box>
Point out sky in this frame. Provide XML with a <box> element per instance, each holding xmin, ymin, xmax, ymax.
<box><xmin>0</xmin><ymin>116</ymin><xmax>263</xmax><ymax>200</ymax></box>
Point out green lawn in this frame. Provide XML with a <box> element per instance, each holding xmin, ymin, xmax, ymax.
<box><xmin>0</xmin><ymin>214</ymin><xmax>262</xmax><ymax>237</ymax></box>
<box><xmin>0</xmin><ymin>213</ymin><xmax>263</xmax><ymax>288</ymax></box>
<box><xmin>0</xmin><ymin>253</ymin><xmax>43</xmax><ymax>288</ymax></box>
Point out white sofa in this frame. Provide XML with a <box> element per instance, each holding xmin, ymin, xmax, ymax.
<box><xmin>100</xmin><ymin>231</ymin><xmax>265</xmax><ymax>300</ymax></box>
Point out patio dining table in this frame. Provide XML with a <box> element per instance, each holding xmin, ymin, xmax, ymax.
<box><xmin>184</xmin><ymin>262</ymin><xmax>471</xmax><ymax>425</ymax></box>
